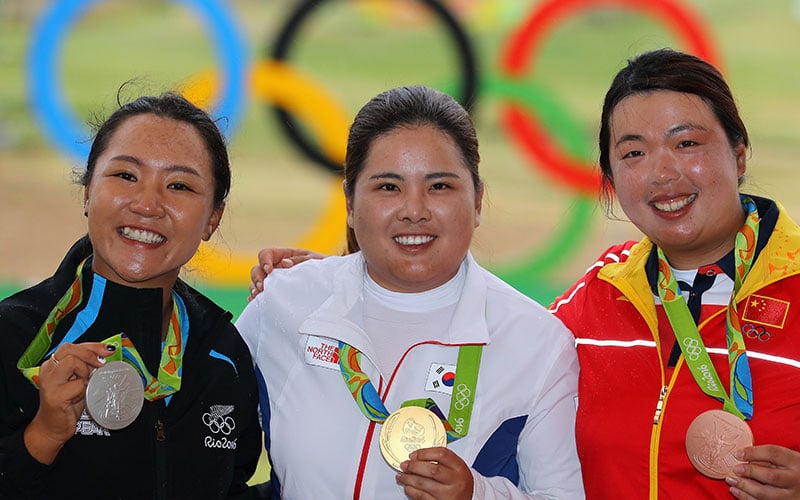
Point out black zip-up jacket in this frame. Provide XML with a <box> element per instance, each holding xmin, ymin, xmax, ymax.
<box><xmin>0</xmin><ymin>237</ymin><xmax>262</xmax><ymax>499</ymax></box>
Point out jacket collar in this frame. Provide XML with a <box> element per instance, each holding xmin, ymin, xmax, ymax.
<box><xmin>298</xmin><ymin>251</ymin><xmax>490</xmax><ymax>363</ymax></box>
<box><xmin>599</xmin><ymin>196</ymin><xmax>800</xmax><ymax>320</ymax></box>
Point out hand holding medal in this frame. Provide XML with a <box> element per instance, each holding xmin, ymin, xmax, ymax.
<box><xmin>22</xmin><ymin>341</ymin><xmax>116</xmax><ymax>464</ymax></box>
<box><xmin>379</xmin><ymin>406</ymin><xmax>447</xmax><ymax>471</ymax></box>
<box><xmin>685</xmin><ymin>409</ymin><xmax>753</xmax><ymax>479</ymax></box>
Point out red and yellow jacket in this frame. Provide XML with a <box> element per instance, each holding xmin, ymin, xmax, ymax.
<box><xmin>551</xmin><ymin>199</ymin><xmax>800</xmax><ymax>499</ymax></box>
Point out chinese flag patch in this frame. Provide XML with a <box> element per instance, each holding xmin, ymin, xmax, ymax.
<box><xmin>742</xmin><ymin>294</ymin><xmax>790</xmax><ymax>329</ymax></box>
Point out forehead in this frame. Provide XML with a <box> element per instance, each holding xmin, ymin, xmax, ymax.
<box><xmin>102</xmin><ymin>114</ymin><xmax>212</xmax><ymax>169</ymax></box>
<box><xmin>610</xmin><ymin>90</ymin><xmax>717</xmax><ymax>132</ymax></box>
<box><xmin>362</xmin><ymin>126</ymin><xmax>464</xmax><ymax>169</ymax></box>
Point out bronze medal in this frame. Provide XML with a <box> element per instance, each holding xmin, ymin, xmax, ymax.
<box><xmin>85</xmin><ymin>361</ymin><xmax>144</xmax><ymax>430</ymax></box>
<box><xmin>685</xmin><ymin>409</ymin><xmax>753</xmax><ymax>479</ymax></box>
<box><xmin>379</xmin><ymin>406</ymin><xmax>447</xmax><ymax>471</ymax></box>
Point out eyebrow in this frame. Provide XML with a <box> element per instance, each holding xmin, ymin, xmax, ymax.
<box><xmin>614</xmin><ymin>123</ymin><xmax>708</xmax><ymax>148</ymax></box>
<box><xmin>367</xmin><ymin>171</ymin><xmax>462</xmax><ymax>181</ymax></box>
<box><xmin>109</xmin><ymin>155</ymin><xmax>202</xmax><ymax>176</ymax></box>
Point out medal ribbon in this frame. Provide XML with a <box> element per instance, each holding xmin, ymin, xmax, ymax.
<box><xmin>17</xmin><ymin>258</ymin><xmax>189</xmax><ymax>401</ymax></box>
<box><xmin>338</xmin><ymin>341</ymin><xmax>482</xmax><ymax>443</ymax></box>
<box><xmin>656</xmin><ymin>197</ymin><xmax>759</xmax><ymax>420</ymax></box>
<box><xmin>98</xmin><ymin>294</ymin><xmax>187</xmax><ymax>401</ymax></box>
<box><xmin>16</xmin><ymin>258</ymin><xmax>88</xmax><ymax>387</ymax></box>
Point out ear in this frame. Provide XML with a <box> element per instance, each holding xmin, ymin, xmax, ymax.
<box><xmin>202</xmin><ymin>204</ymin><xmax>225</xmax><ymax>241</ymax></box>
<box><xmin>474</xmin><ymin>181</ymin><xmax>484</xmax><ymax>228</ymax></box>
<box><xmin>344</xmin><ymin>180</ymin><xmax>354</xmax><ymax>229</ymax></box>
<box><xmin>734</xmin><ymin>141</ymin><xmax>747</xmax><ymax>178</ymax></box>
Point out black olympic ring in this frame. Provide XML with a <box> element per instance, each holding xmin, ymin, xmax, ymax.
<box><xmin>268</xmin><ymin>0</ymin><xmax>479</xmax><ymax>174</ymax></box>
<box><xmin>203</xmin><ymin>412</ymin><xmax>236</xmax><ymax>435</ymax></box>
<box><xmin>742</xmin><ymin>323</ymin><xmax>771</xmax><ymax>342</ymax></box>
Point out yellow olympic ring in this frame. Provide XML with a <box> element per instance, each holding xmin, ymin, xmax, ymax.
<box><xmin>180</xmin><ymin>60</ymin><xmax>349</xmax><ymax>284</ymax></box>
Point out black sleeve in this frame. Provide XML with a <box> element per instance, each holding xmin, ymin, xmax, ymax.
<box><xmin>225</xmin><ymin>328</ymin><xmax>264</xmax><ymax>499</ymax></box>
<box><xmin>0</xmin><ymin>420</ymin><xmax>53</xmax><ymax>498</ymax></box>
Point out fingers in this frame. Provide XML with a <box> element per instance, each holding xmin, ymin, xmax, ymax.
<box><xmin>50</xmin><ymin>342</ymin><xmax>116</xmax><ymax>369</ymax></box>
<box><xmin>250</xmin><ymin>249</ymin><xmax>301</xmax><ymax>301</ymax></box>
<box><xmin>249</xmin><ymin>247</ymin><xmax>326</xmax><ymax>301</ymax></box>
<box><xmin>397</xmin><ymin>447</ymin><xmax>473</xmax><ymax>500</ymax></box>
<box><xmin>45</xmin><ymin>342</ymin><xmax>116</xmax><ymax>383</ymax></box>
<box><xmin>739</xmin><ymin>445</ymin><xmax>800</xmax><ymax>468</ymax></box>
<box><xmin>249</xmin><ymin>264</ymin><xmax>264</xmax><ymax>301</ymax></box>
<box><xmin>726</xmin><ymin>445</ymin><xmax>800</xmax><ymax>499</ymax></box>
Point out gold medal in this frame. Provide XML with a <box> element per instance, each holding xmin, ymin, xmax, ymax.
<box><xmin>685</xmin><ymin>409</ymin><xmax>753</xmax><ymax>479</ymax></box>
<box><xmin>379</xmin><ymin>406</ymin><xmax>447</xmax><ymax>471</ymax></box>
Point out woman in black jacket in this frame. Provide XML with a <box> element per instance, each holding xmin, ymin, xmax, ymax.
<box><xmin>0</xmin><ymin>90</ymin><xmax>261</xmax><ymax>499</ymax></box>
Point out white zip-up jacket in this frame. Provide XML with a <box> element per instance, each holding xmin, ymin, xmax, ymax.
<box><xmin>237</xmin><ymin>252</ymin><xmax>583</xmax><ymax>499</ymax></box>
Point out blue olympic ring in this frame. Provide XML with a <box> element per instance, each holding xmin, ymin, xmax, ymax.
<box><xmin>28</xmin><ymin>0</ymin><xmax>248</xmax><ymax>162</ymax></box>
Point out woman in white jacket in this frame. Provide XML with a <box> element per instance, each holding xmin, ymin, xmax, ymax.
<box><xmin>236</xmin><ymin>85</ymin><xmax>583</xmax><ymax>499</ymax></box>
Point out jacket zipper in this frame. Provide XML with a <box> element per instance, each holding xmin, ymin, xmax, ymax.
<box><xmin>652</xmin><ymin>385</ymin><xmax>668</xmax><ymax>425</ymax></box>
<box><xmin>155</xmin><ymin>415</ymin><xmax>167</xmax><ymax>500</ymax></box>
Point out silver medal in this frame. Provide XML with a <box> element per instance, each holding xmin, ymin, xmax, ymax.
<box><xmin>85</xmin><ymin>361</ymin><xmax>144</xmax><ymax>430</ymax></box>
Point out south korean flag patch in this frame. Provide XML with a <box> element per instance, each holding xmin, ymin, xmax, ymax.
<box><xmin>425</xmin><ymin>363</ymin><xmax>456</xmax><ymax>395</ymax></box>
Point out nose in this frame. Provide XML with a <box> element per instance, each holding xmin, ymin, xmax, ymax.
<box><xmin>129</xmin><ymin>186</ymin><xmax>166</xmax><ymax>217</ymax></box>
<box><xmin>649</xmin><ymin>149</ymin><xmax>681</xmax><ymax>185</ymax></box>
<box><xmin>399</xmin><ymin>189</ymin><xmax>431</xmax><ymax>223</ymax></box>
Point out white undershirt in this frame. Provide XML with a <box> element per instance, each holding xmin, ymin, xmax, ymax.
<box><xmin>362</xmin><ymin>260</ymin><xmax>466</xmax><ymax>377</ymax></box>
<box><xmin>670</xmin><ymin>267</ymin><xmax>735</xmax><ymax>306</ymax></box>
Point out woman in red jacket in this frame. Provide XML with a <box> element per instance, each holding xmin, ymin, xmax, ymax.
<box><xmin>551</xmin><ymin>48</ymin><xmax>800</xmax><ymax>499</ymax></box>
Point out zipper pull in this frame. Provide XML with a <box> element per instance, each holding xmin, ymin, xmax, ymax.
<box><xmin>653</xmin><ymin>385</ymin><xmax>668</xmax><ymax>425</ymax></box>
<box><xmin>155</xmin><ymin>419</ymin><xmax>166</xmax><ymax>441</ymax></box>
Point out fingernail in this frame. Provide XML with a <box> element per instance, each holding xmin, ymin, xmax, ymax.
<box><xmin>726</xmin><ymin>476</ymin><xmax>737</xmax><ymax>486</ymax></box>
<box><xmin>735</xmin><ymin>450</ymin><xmax>744</xmax><ymax>459</ymax></box>
<box><xmin>733</xmin><ymin>464</ymin><xmax>745</xmax><ymax>475</ymax></box>
<box><xmin>97</xmin><ymin>356</ymin><xmax>107</xmax><ymax>364</ymax></box>
<box><xmin>105</xmin><ymin>344</ymin><xmax>116</xmax><ymax>352</ymax></box>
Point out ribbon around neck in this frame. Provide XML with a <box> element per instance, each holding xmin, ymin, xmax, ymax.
<box><xmin>656</xmin><ymin>197</ymin><xmax>759</xmax><ymax>420</ymax></box>
<box><xmin>17</xmin><ymin>257</ymin><xmax>189</xmax><ymax>401</ymax></box>
<box><xmin>338</xmin><ymin>341</ymin><xmax>482</xmax><ymax>443</ymax></box>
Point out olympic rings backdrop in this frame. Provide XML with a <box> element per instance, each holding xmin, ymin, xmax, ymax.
<box><xmin>3</xmin><ymin>0</ymin><xmax>800</xmax><ymax>312</ymax></box>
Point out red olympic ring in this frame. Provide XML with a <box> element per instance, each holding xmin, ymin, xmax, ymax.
<box><xmin>500</xmin><ymin>0</ymin><xmax>720</xmax><ymax>195</ymax></box>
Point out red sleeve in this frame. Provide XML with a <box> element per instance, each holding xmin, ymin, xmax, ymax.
<box><xmin>548</xmin><ymin>241</ymin><xmax>638</xmax><ymax>330</ymax></box>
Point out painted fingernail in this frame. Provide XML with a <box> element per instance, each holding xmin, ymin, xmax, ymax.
<box><xmin>97</xmin><ymin>355</ymin><xmax>107</xmax><ymax>364</ymax></box>
<box><xmin>105</xmin><ymin>344</ymin><xmax>116</xmax><ymax>352</ymax></box>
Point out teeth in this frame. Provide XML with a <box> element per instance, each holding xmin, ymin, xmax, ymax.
<box><xmin>653</xmin><ymin>194</ymin><xmax>696</xmax><ymax>212</ymax></box>
<box><xmin>121</xmin><ymin>227</ymin><xmax>165</xmax><ymax>244</ymax></box>
<box><xmin>394</xmin><ymin>235</ymin><xmax>435</xmax><ymax>245</ymax></box>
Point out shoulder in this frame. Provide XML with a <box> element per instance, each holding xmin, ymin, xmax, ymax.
<box><xmin>548</xmin><ymin>240</ymin><xmax>639</xmax><ymax>314</ymax></box>
<box><xmin>174</xmin><ymin>279</ymin><xmax>231</xmax><ymax>325</ymax></box>
<box><xmin>264</xmin><ymin>253</ymin><xmax>359</xmax><ymax>292</ymax></box>
<box><xmin>471</xmin><ymin>260</ymin><xmax>573</xmax><ymax>345</ymax></box>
